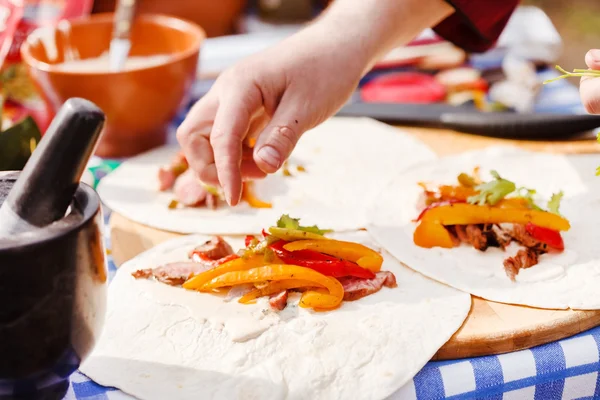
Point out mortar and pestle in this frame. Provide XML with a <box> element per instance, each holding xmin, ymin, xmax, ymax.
<box><xmin>0</xmin><ymin>98</ymin><xmax>107</xmax><ymax>399</ymax></box>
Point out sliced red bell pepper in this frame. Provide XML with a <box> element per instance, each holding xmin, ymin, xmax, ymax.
<box><xmin>190</xmin><ymin>252</ymin><xmax>240</xmax><ymax>267</ymax></box>
<box><xmin>262</xmin><ymin>229</ymin><xmax>270</xmax><ymax>238</ymax></box>
<box><xmin>269</xmin><ymin>240</ymin><xmax>375</xmax><ymax>279</ymax></box>
<box><xmin>245</xmin><ymin>235</ymin><xmax>255</xmax><ymax>247</ymax></box>
<box><xmin>525</xmin><ymin>222</ymin><xmax>564</xmax><ymax>251</ymax></box>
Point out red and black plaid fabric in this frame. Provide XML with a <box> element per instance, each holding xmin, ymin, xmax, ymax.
<box><xmin>434</xmin><ymin>0</ymin><xmax>520</xmax><ymax>53</ymax></box>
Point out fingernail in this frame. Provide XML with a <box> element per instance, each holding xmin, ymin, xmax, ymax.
<box><xmin>590</xmin><ymin>49</ymin><xmax>600</xmax><ymax>63</ymax></box>
<box><xmin>256</xmin><ymin>146</ymin><xmax>282</xmax><ymax>169</ymax></box>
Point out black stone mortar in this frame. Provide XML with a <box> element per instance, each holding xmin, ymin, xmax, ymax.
<box><xmin>0</xmin><ymin>171</ymin><xmax>107</xmax><ymax>400</ymax></box>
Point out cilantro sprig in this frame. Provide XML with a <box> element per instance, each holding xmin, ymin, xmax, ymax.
<box><xmin>547</xmin><ymin>191</ymin><xmax>564</xmax><ymax>215</ymax></box>
<box><xmin>467</xmin><ymin>171</ymin><xmax>516</xmax><ymax>206</ymax></box>
<box><xmin>543</xmin><ymin>65</ymin><xmax>600</xmax><ymax>84</ymax></box>
<box><xmin>466</xmin><ymin>170</ymin><xmax>563</xmax><ymax>214</ymax></box>
<box><xmin>276</xmin><ymin>214</ymin><xmax>332</xmax><ymax>235</ymax></box>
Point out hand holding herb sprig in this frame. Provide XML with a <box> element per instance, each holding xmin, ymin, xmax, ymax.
<box><xmin>542</xmin><ymin>65</ymin><xmax>600</xmax><ymax>85</ymax></box>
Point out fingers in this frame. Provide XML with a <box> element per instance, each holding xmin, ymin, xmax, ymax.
<box><xmin>580</xmin><ymin>77</ymin><xmax>600</xmax><ymax>114</ymax></box>
<box><xmin>253</xmin><ymin>92</ymin><xmax>315</xmax><ymax>173</ymax></box>
<box><xmin>581</xmin><ymin>50</ymin><xmax>600</xmax><ymax>114</ymax></box>
<box><xmin>176</xmin><ymin>92</ymin><xmax>218</xmax><ymax>180</ymax></box>
<box><xmin>210</xmin><ymin>86</ymin><xmax>263</xmax><ymax>205</ymax></box>
<box><xmin>585</xmin><ymin>50</ymin><xmax>600</xmax><ymax>70</ymax></box>
<box><xmin>199</xmin><ymin>160</ymin><xmax>268</xmax><ymax>186</ymax></box>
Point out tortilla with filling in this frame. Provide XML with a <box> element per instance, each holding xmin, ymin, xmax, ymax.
<box><xmin>367</xmin><ymin>146</ymin><xmax>600</xmax><ymax>310</ymax></box>
<box><xmin>80</xmin><ymin>232</ymin><xmax>470</xmax><ymax>400</ymax></box>
<box><xmin>97</xmin><ymin>117</ymin><xmax>435</xmax><ymax>234</ymax></box>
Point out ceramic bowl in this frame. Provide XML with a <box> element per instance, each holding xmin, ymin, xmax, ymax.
<box><xmin>21</xmin><ymin>13</ymin><xmax>205</xmax><ymax>158</ymax></box>
<box><xmin>92</xmin><ymin>0</ymin><xmax>247</xmax><ymax>37</ymax></box>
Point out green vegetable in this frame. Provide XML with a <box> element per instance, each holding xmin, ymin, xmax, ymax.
<box><xmin>543</xmin><ymin>65</ymin><xmax>600</xmax><ymax>84</ymax></box>
<box><xmin>468</xmin><ymin>170</ymin><xmax>516</xmax><ymax>206</ymax></box>
<box><xmin>268</xmin><ymin>227</ymin><xmax>328</xmax><ymax>242</ymax></box>
<box><xmin>547</xmin><ymin>191</ymin><xmax>564</xmax><ymax>215</ymax></box>
<box><xmin>0</xmin><ymin>116</ymin><xmax>42</xmax><ymax>171</ymax></box>
<box><xmin>515</xmin><ymin>187</ymin><xmax>543</xmax><ymax>211</ymax></box>
<box><xmin>275</xmin><ymin>214</ymin><xmax>331</xmax><ymax>235</ymax></box>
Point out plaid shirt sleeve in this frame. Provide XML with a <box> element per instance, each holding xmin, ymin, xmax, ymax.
<box><xmin>433</xmin><ymin>0</ymin><xmax>520</xmax><ymax>53</ymax></box>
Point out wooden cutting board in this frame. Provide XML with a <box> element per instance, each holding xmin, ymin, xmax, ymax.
<box><xmin>107</xmin><ymin>125</ymin><xmax>600</xmax><ymax>360</ymax></box>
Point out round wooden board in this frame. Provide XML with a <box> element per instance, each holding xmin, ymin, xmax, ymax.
<box><xmin>108</xmin><ymin>212</ymin><xmax>600</xmax><ymax>360</ymax></box>
<box><xmin>106</xmin><ymin>126</ymin><xmax>600</xmax><ymax>360</ymax></box>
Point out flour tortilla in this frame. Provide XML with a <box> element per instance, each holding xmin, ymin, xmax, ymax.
<box><xmin>80</xmin><ymin>232</ymin><xmax>470</xmax><ymax>400</ymax></box>
<box><xmin>97</xmin><ymin>117</ymin><xmax>435</xmax><ymax>234</ymax></box>
<box><xmin>367</xmin><ymin>146</ymin><xmax>600</xmax><ymax>310</ymax></box>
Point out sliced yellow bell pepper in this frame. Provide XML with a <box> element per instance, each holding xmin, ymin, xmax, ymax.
<box><xmin>414</xmin><ymin>203</ymin><xmax>571</xmax><ymax>249</ymax></box>
<box><xmin>242</xmin><ymin>182</ymin><xmax>272</xmax><ymax>209</ymax></box>
<box><xmin>283</xmin><ymin>239</ymin><xmax>383</xmax><ymax>272</ymax></box>
<box><xmin>438</xmin><ymin>185</ymin><xmax>477</xmax><ymax>201</ymax></box>
<box><xmin>204</xmin><ymin>265</ymin><xmax>344</xmax><ymax>310</ymax></box>
<box><xmin>238</xmin><ymin>279</ymin><xmax>318</xmax><ymax>304</ymax></box>
<box><xmin>268</xmin><ymin>227</ymin><xmax>330</xmax><ymax>241</ymax></box>
<box><xmin>419</xmin><ymin>203</ymin><xmax>570</xmax><ymax>231</ymax></box>
<box><xmin>182</xmin><ymin>255</ymin><xmax>265</xmax><ymax>290</ymax></box>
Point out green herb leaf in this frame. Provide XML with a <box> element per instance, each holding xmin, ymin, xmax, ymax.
<box><xmin>276</xmin><ymin>214</ymin><xmax>300</xmax><ymax>230</ymax></box>
<box><xmin>547</xmin><ymin>191</ymin><xmax>564</xmax><ymax>215</ymax></box>
<box><xmin>543</xmin><ymin>65</ymin><xmax>600</xmax><ymax>84</ymax></box>
<box><xmin>515</xmin><ymin>187</ymin><xmax>543</xmax><ymax>211</ymax></box>
<box><xmin>467</xmin><ymin>170</ymin><xmax>516</xmax><ymax>206</ymax></box>
<box><xmin>275</xmin><ymin>214</ymin><xmax>331</xmax><ymax>235</ymax></box>
<box><xmin>0</xmin><ymin>116</ymin><xmax>42</xmax><ymax>171</ymax></box>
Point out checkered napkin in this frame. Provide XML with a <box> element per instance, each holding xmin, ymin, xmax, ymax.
<box><xmin>70</xmin><ymin>72</ymin><xmax>600</xmax><ymax>399</ymax></box>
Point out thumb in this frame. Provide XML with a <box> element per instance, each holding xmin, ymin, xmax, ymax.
<box><xmin>581</xmin><ymin>50</ymin><xmax>600</xmax><ymax>114</ymax></box>
<box><xmin>585</xmin><ymin>49</ymin><xmax>600</xmax><ymax>70</ymax></box>
<box><xmin>253</xmin><ymin>93</ymin><xmax>318</xmax><ymax>173</ymax></box>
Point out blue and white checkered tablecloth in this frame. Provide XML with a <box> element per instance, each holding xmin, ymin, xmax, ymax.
<box><xmin>68</xmin><ymin>69</ymin><xmax>600</xmax><ymax>399</ymax></box>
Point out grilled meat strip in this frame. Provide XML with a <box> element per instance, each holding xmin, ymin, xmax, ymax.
<box><xmin>503</xmin><ymin>248</ymin><xmax>541</xmax><ymax>282</ymax></box>
<box><xmin>338</xmin><ymin>271</ymin><xmax>397</xmax><ymax>302</ymax></box>
<box><xmin>132</xmin><ymin>262</ymin><xmax>215</xmax><ymax>286</ymax></box>
<box><xmin>449</xmin><ymin>224</ymin><xmax>512</xmax><ymax>251</ymax></box>
<box><xmin>189</xmin><ymin>236</ymin><xmax>234</xmax><ymax>261</ymax></box>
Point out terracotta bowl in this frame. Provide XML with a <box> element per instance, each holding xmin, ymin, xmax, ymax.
<box><xmin>92</xmin><ymin>0</ymin><xmax>247</xmax><ymax>38</ymax></box>
<box><xmin>21</xmin><ymin>13</ymin><xmax>205</xmax><ymax>158</ymax></box>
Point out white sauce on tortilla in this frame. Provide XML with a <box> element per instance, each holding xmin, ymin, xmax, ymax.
<box><xmin>367</xmin><ymin>146</ymin><xmax>600</xmax><ymax>309</ymax></box>
<box><xmin>81</xmin><ymin>232</ymin><xmax>471</xmax><ymax>400</ymax></box>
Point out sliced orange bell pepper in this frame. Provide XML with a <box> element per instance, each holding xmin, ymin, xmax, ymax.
<box><xmin>438</xmin><ymin>185</ymin><xmax>477</xmax><ymax>201</ymax></box>
<box><xmin>203</xmin><ymin>265</ymin><xmax>344</xmax><ymax>310</ymax></box>
<box><xmin>182</xmin><ymin>255</ymin><xmax>265</xmax><ymax>290</ymax></box>
<box><xmin>238</xmin><ymin>279</ymin><xmax>318</xmax><ymax>304</ymax></box>
<box><xmin>414</xmin><ymin>221</ymin><xmax>457</xmax><ymax>249</ymax></box>
<box><xmin>283</xmin><ymin>239</ymin><xmax>383</xmax><ymax>272</ymax></box>
<box><xmin>242</xmin><ymin>182</ymin><xmax>272</xmax><ymax>209</ymax></box>
<box><xmin>419</xmin><ymin>203</ymin><xmax>570</xmax><ymax>231</ymax></box>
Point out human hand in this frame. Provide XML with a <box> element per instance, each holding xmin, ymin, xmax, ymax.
<box><xmin>580</xmin><ymin>50</ymin><xmax>600</xmax><ymax>114</ymax></box>
<box><xmin>177</xmin><ymin>0</ymin><xmax>454</xmax><ymax>206</ymax></box>
<box><xmin>176</xmin><ymin>22</ymin><xmax>366</xmax><ymax>206</ymax></box>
